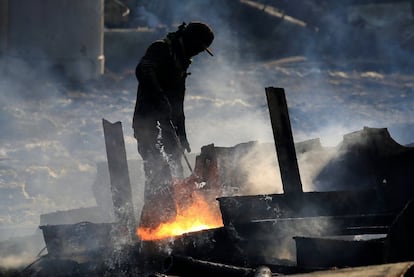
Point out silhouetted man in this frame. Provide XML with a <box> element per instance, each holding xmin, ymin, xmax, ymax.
<box><xmin>133</xmin><ymin>22</ymin><xmax>214</xmax><ymax>228</ymax></box>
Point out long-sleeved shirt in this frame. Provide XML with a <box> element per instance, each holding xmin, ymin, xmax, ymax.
<box><xmin>133</xmin><ymin>33</ymin><xmax>191</xmax><ymax>138</ymax></box>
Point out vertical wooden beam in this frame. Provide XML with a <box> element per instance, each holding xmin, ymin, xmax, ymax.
<box><xmin>0</xmin><ymin>0</ymin><xmax>8</xmax><ymax>56</ymax></box>
<box><xmin>102</xmin><ymin>119</ymin><xmax>135</xmax><ymax>235</ymax></box>
<box><xmin>411</xmin><ymin>0</ymin><xmax>414</xmax><ymax>17</ymax></box>
<box><xmin>265</xmin><ymin>87</ymin><xmax>303</xmax><ymax>194</ymax></box>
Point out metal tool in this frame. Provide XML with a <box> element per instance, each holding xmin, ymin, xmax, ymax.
<box><xmin>169</xmin><ymin>120</ymin><xmax>194</xmax><ymax>175</ymax></box>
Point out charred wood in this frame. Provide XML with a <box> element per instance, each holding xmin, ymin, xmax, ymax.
<box><xmin>102</xmin><ymin>119</ymin><xmax>135</xmax><ymax>237</ymax></box>
<box><xmin>385</xmin><ymin>199</ymin><xmax>414</xmax><ymax>263</ymax></box>
<box><xmin>0</xmin><ymin>0</ymin><xmax>8</xmax><ymax>56</ymax></box>
<box><xmin>239</xmin><ymin>0</ymin><xmax>309</xmax><ymax>29</ymax></box>
<box><xmin>163</xmin><ymin>255</ymin><xmax>257</xmax><ymax>277</ymax></box>
<box><xmin>265</xmin><ymin>87</ymin><xmax>303</xmax><ymax>194</ymax></box>
<box><xmin>218</xmin><ymin>125</ymin><xmax>414</xmax><ymax>225</ymax></box>
<box><xmin>294</xmin><ymin>235</ymin><xmax>386</xmax><ymax>268</ymax></box>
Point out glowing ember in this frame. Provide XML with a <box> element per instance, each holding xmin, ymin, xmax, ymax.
<box><xmin>137</xmin><ymin>192</ymin><xmax>223</xmax><ymax>241</ymax></box>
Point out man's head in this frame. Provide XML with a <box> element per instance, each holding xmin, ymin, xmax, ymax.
<box><xmin>182</xmin><ymin>22</ymin><xmax>214</xmax><ymax>58</ymax></box>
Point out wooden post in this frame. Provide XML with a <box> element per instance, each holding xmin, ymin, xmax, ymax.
<box><xmin>411</xmin><ymin>0</ymin><xmax>414</xmax><ymax>17</ymax></box>
<box><xmin>265</xmin><ymin>87</ymin><xmax>303</xmax><ymax>194</ymax></box>
<box><xmin>102</xmin><ymin>119</ymin><xmax>135</xmax><ymax>234</ymax></box>
<box><xmin>0</xmin><ymin>0</ymin><xmax>8</xmax><ymax>56</ymax></box>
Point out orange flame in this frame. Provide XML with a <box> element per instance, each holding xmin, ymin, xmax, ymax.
<box><xmin>137</xmin><ymin>192</ymin><xmax>223</xmax><ymax>241</ymax></box>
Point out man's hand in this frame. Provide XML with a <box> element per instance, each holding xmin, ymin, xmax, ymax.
<box><xmin>179</xmin><ymin>136</ymin><xmax>191</xmax><ymax>153</ymax></box>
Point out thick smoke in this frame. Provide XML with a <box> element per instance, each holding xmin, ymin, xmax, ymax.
<box><xmin>1</xmin><ymin>0</ymin><xmax>414</xmax><ymax>269</ymax></box>
<box><xmin>136</xmin><ymin>1</ymin><xmax>414</xmax><ymax>190</ymax></box>
<box><xmin>134</xmin><ymin>1</ymin><xmax>414</xmax><ymax>148</ymax></box>
<box><xmin>0</xmin><ymin>57</ymin><xmax>127</xmax><ymax>266</ymax></box>
<box><xmin>133</xmin><ymin>1</ymin><xmax>414</xmax><ymax>262</ymax></box>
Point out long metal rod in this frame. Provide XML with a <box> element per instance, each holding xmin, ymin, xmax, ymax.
<box><xmin>169</xmin><ymin>120</ymin><xmax>194</xmax><ymax>175</ymax></box>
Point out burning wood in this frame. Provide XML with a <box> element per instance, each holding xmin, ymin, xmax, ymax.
<box><xmin>137</xmin><ymin>143</ymin><xmax>224</xmax><ymax>241</ymax></box>
<box><xmin>137</xmin><ymin>175</ymin><xmax>223</xmax><ymax>241</ymax></box>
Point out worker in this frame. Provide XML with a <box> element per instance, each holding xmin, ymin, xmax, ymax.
<box><xmin>133</xmin><ymin>22</ymin><xmax>214</xmax><ymax>228</ymax></box>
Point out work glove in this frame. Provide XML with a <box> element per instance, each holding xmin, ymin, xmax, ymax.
<box><xmin>179</xmin><ymin>136</ymin><xmax>191</xmax><ymax>153</ymax></box>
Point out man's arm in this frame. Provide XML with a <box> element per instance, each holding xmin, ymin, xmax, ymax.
<box><xmin>135</xmin><ymin>41</ymin><xmax>172</xmax><ymax>115</ymax></box>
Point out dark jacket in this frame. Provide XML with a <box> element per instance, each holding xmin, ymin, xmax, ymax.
<box><xmin>133</xmin><ymin>33</ymin><xmax>191</xmax><ymax>139</ymax></box>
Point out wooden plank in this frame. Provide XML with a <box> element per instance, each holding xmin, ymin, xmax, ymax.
<box><xmin>163</xmin><ymin>255</ymin><xmax>255</xmax><ymax>277</ymax></box>
<box><xmin>288</xmin><ymin>261</ymin><xmax>414</xmax><ymax>277</ymax></box>
<box><xmin>265</xmin><ymin>87</ymin><xmax>303</xmax><ymax>193</ymax></box>
<box><xmin>0</xmin><ymin>0</ymin><xmax>8</xmax><ymax>56</ymax></box>
<box><xmin>102</xmin><ymin>119</ymin><xmax>135</xmax><ymax>233</ymax></box>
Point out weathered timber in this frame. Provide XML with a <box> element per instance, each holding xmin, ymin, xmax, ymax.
<box><xmin>239</xmin><ymin>0</ymin><xmax>308</xmax><ymax>28</ymax></box>
<box><xmin>163</xmin><ymin>255</ymin><xmax>256</xmax><ymax>277</ymax></box>
<box><xmin>259</xmin><ymin>0</ymin><xmax>414</xmax><ymax>31</ymax></box>
<box><xmin>287</xmin><ymin>261</ymin><xmax>414</xmax><ymax>277</ymax></box>
<box><xmin>385</xmin><ymin>200</ymin><xmax>414</xmax><ymax>263</ymax></box>
<box><xmin>102</xmin><ymin>119</ymin><xmax>135</xmax><ymax>235</ymax></box>
<box><xmin>214</xmin><ymin>215</ymin><xmax>392</xmax><ymax>264</ymax></box>
<box><xmin>218</xmin><ymin>126</ymin><xmax>414</xmax><ymax>225</ymax></box>
<box><xmin>265</xmin><ymin>87</ymin><xmax>303</xmax><ymax>194</ymax></box>
<box><xmin>0</xmin><ymin>0</ymin><xmax>8</xmax><ymax>55</ymax></box>
<box><xmin>231</xmin><ymin>214</ymin><xmax>393</xmax><ymax>238</ymax></box>
<box><xmin>294</xmin><ymin>235</ymin><xmax>386</xmax><ymax>268</ymax></box>
<box><xmin>218</xmin><ymin>188</ymin><xmax>406</xmax><ymax>225</ymax></box>
<box><xmin>152</xmin><ymin>227</ymin><xmax>248</xmax><ymax>266</ymax></box>
<box><xmin>39</xmin><ymin>222</ymin><xmax>114</xmax><ymax>256</ymax></box>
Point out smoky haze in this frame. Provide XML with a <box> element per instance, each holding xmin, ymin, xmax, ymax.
<box><xmin>1</xmin><ymin>0</ymin><xmax>414</xmax><ymax>269</ymax></box>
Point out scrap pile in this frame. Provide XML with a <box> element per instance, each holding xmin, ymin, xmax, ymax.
<box><xmin>26</xmin><ymin>88</ymin><xmax>414</xmax><ymax>276</ymax></box>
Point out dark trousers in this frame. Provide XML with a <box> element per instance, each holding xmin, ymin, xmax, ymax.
<box><xmin>134</xmin><ymin>119</ymin><xmax>183</xmax><ymax>228</ymax></box>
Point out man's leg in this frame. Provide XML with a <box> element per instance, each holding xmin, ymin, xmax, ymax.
<box><xmin>160</xmin><ymin>123</ymin><xmax>184</xmax><ymax>179</ymax></box>
<box><xmin>135</xmin><ymin>121</ymin><xmax>177</xmax><ymax>229</ymax></box>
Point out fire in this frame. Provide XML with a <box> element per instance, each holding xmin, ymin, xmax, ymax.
<box><xmin>137</xmin><ymin>192</ymin><xmax>223</xmax><ymax>241</ymax></box>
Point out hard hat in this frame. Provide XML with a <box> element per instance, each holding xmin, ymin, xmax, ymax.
<box><xmin>182</xmin><ymin>22</ymin><xmax>214</xmax><ymax>56</ymax></box>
